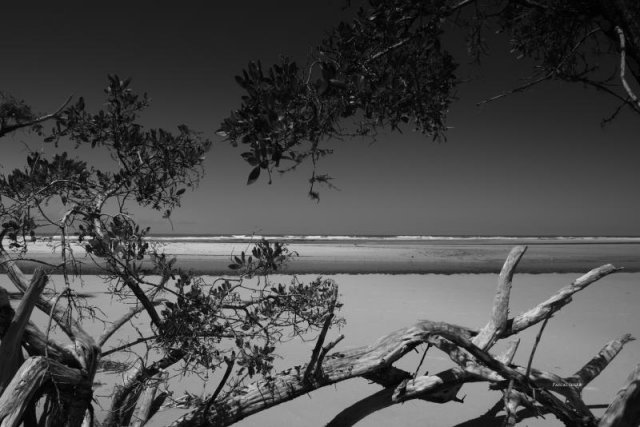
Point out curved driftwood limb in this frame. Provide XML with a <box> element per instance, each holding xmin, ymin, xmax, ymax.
<box><xmin>504</xmin><ymin>264</ymin><xmax>621</xmax><ymax>337</ymax></box>
<box><xmin>569</xmin><ymin>334</ymin><xmax>635</xmax><ymax>390</ymax></box>
<box><xmin>171</xmin><ymin>321</ymin><xmax>554</xmax><ymax>427</ymax></box>
<box><xmin>169</xmin><ymin>321</ymin><xmax>476</xmax><ymax>426</ymax></box>
<box><xmin>599</xmin><ymin>364</ymin><xmax>640</xmax><ymax>427</ymax></box>
<box><xmin>473</xmin><ymin>246</ymin><xmax>526</xmax><ymax>350</ymax></box>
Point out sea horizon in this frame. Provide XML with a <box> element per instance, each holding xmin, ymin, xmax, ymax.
<box><xmin>12</xmin><ymin>233</ymin><xmax>640</xmax><ymax>275</ymax></box>
<box><xmin>36</xmin><ymin>233</ymin><xmax>640</xmax><ymax>243</ymax></box>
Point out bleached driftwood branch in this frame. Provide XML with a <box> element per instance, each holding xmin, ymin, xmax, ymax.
<box><xmin>171</xmin><ymin>246</ymin><xmax>636</xmax><ymax>427</ymax></box>
<box><xmin>599</xmin><ymin>363</ymin><xmax>640</xmax><ymax>427</ymax></box>
<box><xmin>0</xmin><ymin>245</ymin><xmax>636</xmax><ymax>427</ymax></box>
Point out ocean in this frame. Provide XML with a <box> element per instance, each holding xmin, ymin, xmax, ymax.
<box><xmin>15</xmin><ymin>234</ymin><xmax>640</xmax><ymax>274</ymax></box>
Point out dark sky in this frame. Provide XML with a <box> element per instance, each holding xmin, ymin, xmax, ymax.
<box><xmin>1</xmin><ymin>1</ymin><xmax>639</xmax><ymax>236</ymax></box>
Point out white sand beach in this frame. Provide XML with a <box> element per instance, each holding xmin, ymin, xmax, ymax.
<box><xmin>7</xmin><ymin>269</ymin><xmax>633</xmax><ymax>426</ymax></box>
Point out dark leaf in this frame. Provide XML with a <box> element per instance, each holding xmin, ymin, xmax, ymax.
<box><xmin>247</xmin><ymin>166</ymin><xmax>261</xmax><ymax>185</ymax></box>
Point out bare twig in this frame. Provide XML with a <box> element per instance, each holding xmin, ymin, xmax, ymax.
<box><xmin>304</xmin><ymin>285</ymin><xmax>338</xmax><ymax>381</ymax></box>
<box><xmin>304</xmin><ymin>312</ymin><xmax>334</xmax><ymax>381</ymax></box>
<box><xmin>477</xmin><ymin>74</ymin><xmax>552</xmax><ymax>106</ymax></box>
<box><xmin>478</xmin><ymin>26</ymin><xmax>601</xmax><ymax>107</ymax></box>
<box><xmin>98</xmin><ymin>299</ymin><xmax>167</xmax><ymax>347</ymax></box>
<box><xmin>316</xmin><ymin>334</ymin><xmax>345</xmax><ymax>378</ymax></box>
<box><xmin>102</xmin><ymin>335</ymin><xmax>159</xmax><ymax>357</ymax></box>
<box><xmin>413</xmin><ymin>344</ymin><xmax>431</xmax><ymax>380</ymax></box>
<box><xmin>0</xmin><ymin>96</ymin><xmax>72</xmax><ymax>138</ymax></box>
<box><xmin>450</xmin><ymin>0</ymin><xmax>477</xmax><ymax>11</ymax></box>
<box><xmin>367</xmin><ymin>37</ymin><xmax>414</xmax><ymax>63</ymax></box>
<box><xmin>202</xmin><ymin>356</ymin><xmax>236</xmax><ymax>416</ymax></box>
<box><xmin>525</xmin><ymin>315</ymin><xmax>550</xmax><ymax>379</ymax></box>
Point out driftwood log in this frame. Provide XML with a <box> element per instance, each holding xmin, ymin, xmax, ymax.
<box><xmin>170</xmin><ymin>247</ymin><xmax>639</xmax><ymax>427</ymax></box>
<box><xmin>0</xmin><ymin>246</ymin><xmax>639</xmax><ymax>426</ymax></box>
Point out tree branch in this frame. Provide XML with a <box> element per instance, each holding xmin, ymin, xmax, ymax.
<box><xmin>525</xmin><ymin>315</ymin><xmax>550</xmax><ymax>379</ymax></box>
<box><xmin>615</xmin><ymin>26</ymin><xmax>640</xmax><ymax>109</ymax></box>
<box><xmin>304</xmin><ymin>285</ymin><xmax>338</xmax><ymax>381</ymax></box>
<box><xmin>0</xmin><ymin>96</ymin><xmax>72</xmax><ymax>138</ymax></box>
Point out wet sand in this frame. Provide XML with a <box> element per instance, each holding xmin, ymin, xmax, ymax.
<box><xmin>15</xmin><ymin>240</ymin><xmax>640</xmax><ymax>274</ymax></box>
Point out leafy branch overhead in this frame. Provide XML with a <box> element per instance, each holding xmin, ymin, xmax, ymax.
<box><xmin>220</xmin><ymin>0</ymin><xmax>640</xmax><ymax>196</ymax></box>
<box><xmin>1</xmin><ymin>75</ymin><xmax>211</xmax><ymax>251</ymax></box>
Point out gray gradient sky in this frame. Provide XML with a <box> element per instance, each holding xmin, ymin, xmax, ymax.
<box><xmin>1</xmin><ymin>1</ymin><xmax>639</xmax><ymax>236</ymax></box>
